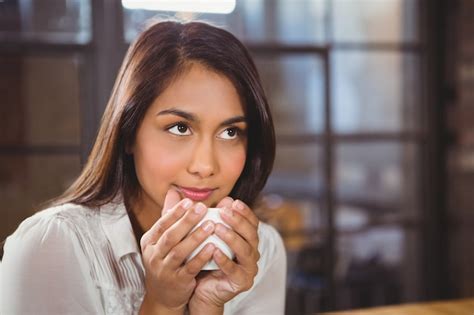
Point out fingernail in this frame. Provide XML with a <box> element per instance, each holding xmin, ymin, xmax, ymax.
<box><xmin>223</xmin><ymin>207</ymin><xmax>233</xmax><ymax>217</ymax></box>
<box><xmin>182</xmin><ymin>198</ymin><xmax>193</xmax><ymax>209</ymax></box>
<box><xmin>203</xmin><ymin>221</ymin><xmax>214</xmax><ymax>232</ymax></box>
<box><xmin>233</xmin><ymin>200</ymin><xmax>244</xmax><ymax>211</ymax></box>
<box><xmin>194</xmin><ymin>203</ymin><xmax>207</xmax><ymax>214</ymax></box>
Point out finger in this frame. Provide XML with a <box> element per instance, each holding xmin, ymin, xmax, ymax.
<box><xmin>153</xmin><ymin>202</ymin><xmax>208</xmax><ymax>258</ymax></box>
<box><xmin>163</xmin><ymin>188</ymin><xmax>182</xmax><ymax>215</ymax></box>
<box><xmin>164</xmin><ymin>220</ymin><xmax>215</xmax><ymax>269</ymax></box>
<box><xmin>219</xmin><ymin>207</ymin><xmax>259</xmax><ymax>249</ymax></box>
<box><xmin>213</xmin><ymin>248</ymin><xmax>249</xmax><ymax>286</ymax></box>
<box><xmin>140</xmin><ymin>198</ymin><xmax>193</xmax><ymax>249</ymax></box>
<box><xmin>214</xmin><ymin>223</ymin><xmax>259</xmax><ymax>267</ymax></box>
<box><xmin>231</xmin><ymin>200</ymin><xmax>259</xmax><ymax>228</ymax></box>
<box><xmin>216</xmin><ymin>196</ymin><xmax>234</xmax><ymax>209</ymax></box>
<box><xmin>178</xmin><ymin>243</ymin><xmax>216</xmax><ymax>280</ymax></box>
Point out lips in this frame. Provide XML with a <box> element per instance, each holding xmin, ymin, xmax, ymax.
<box><xmin>176</xmin><ymin>186</ymin><xmax>216</xmax><ymax>201</ymax></box>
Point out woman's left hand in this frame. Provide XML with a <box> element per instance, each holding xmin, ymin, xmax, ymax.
<box><xmin>188</xmin><ymin>197</ymin><xmax>260</xmax><ymax>313</ymax></box>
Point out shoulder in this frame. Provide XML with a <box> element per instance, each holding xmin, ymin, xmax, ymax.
<box><xmin>3</xmin><ymin>203</ymin><xmax>98</xmax><ymax>254</ymax></box>
<box><xmin>2</xmin><ymin>202</ymin><xmax>103</xmax><ymax>278</ymax></box>
<box><xmin>1</xmin><ymin>203</ymin><xmax>105</xmax><ymax>314</ymax></box>
<box><xmin>224</xmin><ymin>222</ymin><xmax>287</xmax><ymax>313</ymax></box>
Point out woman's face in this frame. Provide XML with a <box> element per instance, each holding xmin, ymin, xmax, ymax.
<box><xmin>131</xmin><ymin>63</ymin><xmax>247</xmax><ymax>213</ymax></box>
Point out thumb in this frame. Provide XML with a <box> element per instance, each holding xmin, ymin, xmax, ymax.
<box><xmin>163</xmin><ymin>188</ymin><xmax>182</xmax><ymax>215</ymax></box>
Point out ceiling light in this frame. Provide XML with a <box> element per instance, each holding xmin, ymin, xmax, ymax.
<box><xmin>122</xmin><ymin>0</ymin><xmax>236</xmax><ymax>14</ymax></box>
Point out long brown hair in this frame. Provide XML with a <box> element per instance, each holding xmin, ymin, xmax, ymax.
<box><xmin>52</xmin><ymin>20</ymin><xmax>275</xmax><ymax>209</ymax></box>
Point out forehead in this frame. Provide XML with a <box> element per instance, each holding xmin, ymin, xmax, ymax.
<box><xmin>150</xmin><ymin>63</ymin><xmax>245</xmax><ymax>116</ymax></box>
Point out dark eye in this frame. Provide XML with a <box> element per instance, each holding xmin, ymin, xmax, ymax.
<box><xmin>218</xmin><ymin>127</ymin><xmax>239</xmax><ymax>140</ymax></box>
<box><xmin>227</xmin><ymin>129</ymin><xmax>236</xmax><ymax>137</ymax></box>
<box><xmin>177</xmin><ymin>123</ymin><xmax>188</xmax><ymax>133</ymax></box>
<box><xmin>168</xmin><ymin>123</ymin><xmax>191</xmax><ymax>136</ymax></box>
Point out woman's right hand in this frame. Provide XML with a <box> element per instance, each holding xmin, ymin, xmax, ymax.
<box><xmin>139</xmin><ymin>189</ymin><xmax>216</xmax><ymax>315</ymax></box>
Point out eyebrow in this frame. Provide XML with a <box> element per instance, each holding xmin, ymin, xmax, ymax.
<box><xmin>156</xmin><ymin>108</ymin><xmax>247</xmax><ymax>127</ymax></box>
<box><xmin>157</xmin><ymin>109</ymin><xmax>196</xmax><ymax>121</ymax></box>
<box><xmin>221</xmin><ymin>116</ymin><xmax>246</xmax><ymax>126</ymax></box>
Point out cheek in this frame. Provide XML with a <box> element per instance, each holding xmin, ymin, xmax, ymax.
<box><xmin>221</xmin><ymin>145</ymin><xmax>247</xmax><ymax>183</ymax></box>
<box><xmin>134</xmin><ymin>141</ymin><xmax>187</xmax><ymax>183</ymax></box>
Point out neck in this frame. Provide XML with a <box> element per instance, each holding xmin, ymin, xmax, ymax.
<box><xmin>126</xmin><ymin>193</ymin><xmax>163</xmax><ymax>246</ymax></box>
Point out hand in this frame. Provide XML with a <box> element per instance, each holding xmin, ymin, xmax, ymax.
<box><xmin>139</xmin><ymin>189</ymin><xmax>217</xmax><ymax>314</ymax></box>
<box><xmin>189</xmin><ymin>197</ymin><xmax>260</xmax><ymax>312</ymax></box>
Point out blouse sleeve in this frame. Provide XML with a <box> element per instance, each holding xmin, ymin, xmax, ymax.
<box><xmin>0</xmin><ymin>213</ymin><xmax>103</xmax><ymax>314</ymax></box>
<box><xmin>228</xmin><ymin>223</ymin><xmax>287</xmax><ymax>315</ymax></box>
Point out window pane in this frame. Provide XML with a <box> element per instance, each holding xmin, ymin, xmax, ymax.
<box><xmin>122</xmin><ymin>0</ymin><xmax>327</xmax><ymax>44</ymax></box>
<box><xmin>332</xmin><ymin>51</ymin><xmax>420</xmax><ymax>133</ymax></box>
<box><xmin>259</xmin><ymin>195</ymin><xmax>324</xmax><ymax>251</ymax></box>
<box><xmin>0</xmin><ymin>0</ymin><xmax>91</xmax><ymax>43</ymax></box>
<box><xmin>266</xmin><ymin>144</ymin><xmax>323</xmax><ymax>197</ymax></box>
<box><xmin>0</xmin><ymin>55</ymin><xmax>81</xmax><ymax>146</ymax></box>
<box><xmin>447</xmin><ymin>159</ymin><xmax>474</xmax><ymax>216</ymax></box>
<box><xmin>122</xmin><ymin>9</ymin><xmax>230</xmax><ymax>43</ymax></box>
<box><xmin>225</xmin><ymin>0</ymin><xmax>327</xmax><ymax>44</ymax></box>
<box><xmin>332</xmin><ymin>0</ymin><xmax>419</xmax><ymax>43</ymax></box>
<box><xmin>255</xmin><ymin>55</ymin><xmax>325</xmax><ymax>134</ymax></box>
<box><xmin>335</xmin><ymin>226</ymin><xmax>421</xmax><ymax>307</ymax></box>
<box><xmin>257</xmin><ymin>194</ymin><xmax>328</xmax><ymax>314</ymax></box>
<box><xmin>0</xmin><ymin>154</ymin><xmax>81</xmax><ymax>242</ymax></box>
<box><xmin>335</xmin><ymin>142</ymin><xmax>419</xmax><ymax>217</ymax></box>
<box><xmin>449</xmin><ymin>226</ymin><xmax>474</xmax><ymax>296</ymax></box>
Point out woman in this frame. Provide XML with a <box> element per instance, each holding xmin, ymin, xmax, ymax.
<box><xmin>1</xmin><ymin>21</ymin><xmax>286</xmax><ymax>314</ymax></box>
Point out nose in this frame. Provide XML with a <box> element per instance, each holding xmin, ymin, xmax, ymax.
<box><xmin>187</xmin><ymin>137</ymin><xmax>217</xmax><ymax>178</ymax></box>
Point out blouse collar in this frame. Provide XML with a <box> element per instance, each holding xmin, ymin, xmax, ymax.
<box><xmin>99</xmin><ymin>199</ymin><xmax>140</xmax><ymax>260</ymax></box>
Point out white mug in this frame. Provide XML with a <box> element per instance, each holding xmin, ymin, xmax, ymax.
<box><xmin>186</xmin><ymin>208</ymin><xmax>234</xmax><ymax>270</ymax></box>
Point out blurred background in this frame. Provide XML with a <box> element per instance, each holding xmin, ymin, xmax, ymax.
<box><xmin>0</xmin><ymin>0</ymin><xmax>473</xmax><ymax>314</ymax></box>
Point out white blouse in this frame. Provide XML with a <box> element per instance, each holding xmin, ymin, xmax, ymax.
<box><xmin>0</xmin><ymin>200</ymin><xmax>287</xmax><ymax>315</ymax></box>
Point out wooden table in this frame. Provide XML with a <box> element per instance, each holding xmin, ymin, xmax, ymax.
<box><xmin>323</xmin><ymin>298</ymin><xmax>474</xmax><ymax>315</ymax></box>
